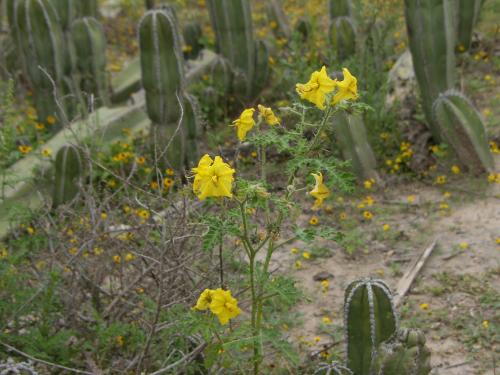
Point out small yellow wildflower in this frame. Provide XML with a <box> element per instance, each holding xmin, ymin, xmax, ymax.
<box><xmin>314</xmin><ymin>336</ymin><xmax>321</xmax><ymax>343</ymax></box>
<box><xmin>439</xmin><ymin>203</ymin><xmax>449</xmax><ymax>210</ymax></box>
<box><xmin>309</xmin><ymin>216</ymin><xmax>319</xmax><ymax>225</ymax></box>
<box><xmin>46</xmin><ymin>115</ymin><xmax>56</xmax><ymax>125</ymax></box>
<box><xmin>136</xmin><ymin>156</ymin><xmax>146</xmax><ymax>165</ymax></box>
<box><xmin>232</xmin><ymin>108</ymin><xmax>256</xmax><ymax>141</ymax></box>
<box><xmin>0</xmin><ymin>248</ymin><xmax>9</xmax><ymax>260</ymax></box>
<box><xmin>363</xmin><ymin>179</ymin><xmax>374</xmax><ymax>189</ymax></box>
<box><xmin>339</xmin><ymin>212</ymin><xmax>347</xmax><ymax>220</ymax></box>
<box><xmin>166</xmin><ymin>168</ymin><xmax>175</xmax><ymax>176</ymax></box>
<box><xmin>41</xmin><ymin>148</ymin><xmax>52</xmax><ymax>157</ymax></box>
<box><xmin>363</xmin><ymin>196</ymin><xmax>374</xmax><ymax>206</ymax></box>
<box><xmin>322</xmin><ymin>316</ymin><xmax>332</xmax><ymax>324</ymax></box>
<box><xmin>136</xmin><ymin>209</ymin><xmax>150</xmax><ymax>220</ymax></box>
<box><xmin>257</xmin><ymin>104</ymin><xmax>280</xmax><ymax>126</ymax></box>
<box><xmin>291</xmin><ymin>247</ymin><xmax>299</xmax><ymax>254</ymax></box>
<box><xmin>363</xmin><ymin>211</ymin><xmax>373</xmax><ymax>220</ymax></box>
<box><xmin>419</xmin><ymin>303</ymin><xmax>429</xmax><ymax>310</ymax></box>
<box><xmin>407</xmin><ymin>195</ymin><xmax>416</xmax><ymax>203</ymax></box>
<box><xmin>136</xmin><ymin>287</ymin><xmax>144</xmax><ymax>294</ymax></box>
<box><xmin>194</xmin><ymin>288</ymin><xmax>241</xmax><ymax>325</ymax></box>
<box><xmin>295</xmin><ymin>260</ymin><xmax>303</xmax><ymax>269</ymax></box>
<box><xmin>435</xmin><ymin>175</ymin><xmax>447</xmax><ymax>185</ymax></box>
<box><xmin>113</xmin><ymin>255</ymin><xmax>121</xmax><ymax>264</ymax></box>
<box><xmin>458</xmin><ymin>242</ymin><xmax>469</xmax><ymax>250</ymax></box>
<box><xmin>93</xmin><ymin>247</ymin><xmax>104</xmax><ymax>255</ymax></box>
<box><xmin>26</xmin><ymin>226</ymin><xmax>35</xmax><ymax>235</ymax></box>
<box><xmin>18</xmin><ymin>145</ymin><xmax>32</xmax><ymax>154</ymax></box>
<box><xmin>192</xmin><ymin>154</ymin><xmax>235</xmax><ymax>201</ymax></box>
<box><xmin>383</xmin><ymin>224</ymin><xmax>390</xmax><ymax>231</ymax></box>
<box><xmin>125</xmin><ymin>252</ymin><xmax>136</xmax><ymax>262</ymax></box>
<box><xmin>302</xmin><ymin>251</ymin><xmax>311</xmax><ymax>260</ymax></box>
<box><xmin>35</xmin><ymin>122</ymin><xmax>45</xmax><ymax>130</ymax></box>
<box><xmin>150</xmin><ymin>181</ymin><xmax>159</xmax><ymax>190</ymax></box>
<box><xmin>163</xmin><ymin>178</ymin><xmax>174</xmax><ymax>189</ymax></box>
<box><xmin>296</xmin><ymin>66</ymin><xmax>336</xmax><ymax>110</ymax></box>
<box><xmin>250</xmin><ymin>151</ymin><xmax>257</xmax><ymax>158</ymax></box>
<box><xmin>451</xmin><ymin>165</ymin><xmax>460</xmax><ymax>174</ymax></box>
<box><xmin>321</xmin><ymin>280</ymin><xmax>329</xmax><ymax>291</ymax></box>
<box><xmin>443</xmin><ymin>191</ymin><xmax>451</xmax><ymax>199</ymax></box>
<box><xmin>115</xmin><ymin>336</ymin><xmax>124</xmax><ymax>347</ymax></box>
<box><xmin>309</xmin><ymin>172</ymin><xmax>330</xmax><ymax>210</ymax></box>
<box><xmin>482</xmin><ymin>320</ymin><xmax>489</xmax><ymax>329</ymax></box>
<box><xmin>332</xmin><ymin>68</ymin><xmax>358</xmax><ymax>105</ymax></box>
<box><xmin>100</xmin><ymin>213</ymin><xmax>108</xmax><ymax>220</ymax></box>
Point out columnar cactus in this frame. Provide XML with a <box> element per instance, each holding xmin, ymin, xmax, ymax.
<box><xmin>71</xmin><ymin>17</ymin><xmax>109</xmax><ymax>107</ymax></box>
<box><xmin>16</xmin><ymin>0</ymin><xmax>67</xmax><ymax>126</ymax></box>
<box><xmin>344</xmin><ymin>278</ymin><xmax>398</xmax><ymax>375</ymax></box>
<box><xmin>251</xmin><ymin>40</ymin><xmax>270</xmax><ymax>97</ymax></box>
<box><xmin>330</xmin><ymin>16</ymin><xmax>356</xmax><ymax>61</ymax></box>
<box><xmin>372</xmin><ymin>329</ymin><xmax>432</xmax><ymax>375</ymax></box>
<box><xmin>432</xmin><ymin>90</ymin><xmax>494</xmax><ymax>172</ymax></box>
<box><xmin>52</xmin><ymin>144</ymin><xmax>84</xmax><ymax>208</ymax></box>
<box><xmin>209</xmin><ymin>55</ymin><xmax>233</xmax><ymax>94</ymax></box>
<box><xmin>80</xmin><ymin>0</ymin><xmax>97</xmax><ymax>17</ymax></box>
<box><xmin>329</xmin><ymin>0</ymin><xmax>351</xmax><ymax>19</ymax></box>
<box><xmin>332</xmin><ymin>112</ymin><xmax>378</xmax><ymax>182</ymax></box>
<box><xmin>182</xmin><ymin>22</ymin><xmax>203</xmax><ymax>60</ymax></box>
<box><xmin>207</xmin><ymin>0</ymin><xmax>255</xmax><ymax>98</ymax></box>
<box><xmin>183</xmin><ymin>93</ymin><xmax>201</xmax><ymax>168</ymax></box>
<box><xmin>139</xmin><ymin>8</ymin><xmax>187</xmax><ymax>169</ymax></box>
<box><xmin>266</xmin><ymin>0</ymin><xmax>291</xmax><ymax>39</ymax></box>
<box><xmin>404</xmin><ymin>0</ymin><xmax>458</xmax><ymax>141</ymax></box>
<box><xmin>457</xmin><ymin>0</ymin><xmax>483</xmax><ymax>51</ymax></box>
<box><xmin>49</xmin><ymin>0</ymin><xmax>80</xmax><ymax>31</ymax></box>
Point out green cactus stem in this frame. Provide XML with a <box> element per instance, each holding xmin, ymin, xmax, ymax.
<box><xmin>329</xmin><ymin>0</ymin><xmax>351</xmax><ymax>19</ymax></box>
<box><xmin>332</xmin><ymin>112</ymin><xmax>378</xmax><ymax>182</ymax></box>
<box><xmin>207</xmin><ymin>0</ymin><xmax>255</xmax><ymax>98</ymax></box>
<box><xmin>266</xmin><ymin>0</ymin><xmax>291</xmax><ymax>39</ymax></box>
<box><xmin>330</xmin><ymin>16</ymin><xmax>356</xmax><ymax>61</ymax></box>
<box><xmin>372</xmin><ymin>329</ymin><xmax>432</xmax><ymax>375</ymax></box>
<box><xmin>80</xmin><ymin>0</ymin><xmax>97</xmax><ymax>17</ymax></box>
<box><xmin>183</xmin><ymin>93</ymin><xmax>201</xmax><ymax>168</ymax></box>
<box><xmin>404</xmin><ymin>0</ymin><xmax>458</xmax><ymax>141</ymax></box>
<box><xmin>432</xmin><ymin>89</ymin><xmax>494</xmax><ymax>173</ymax></box>
<box><xmin>71</xmin><ymin>17</ymin><xmax>110</xmax><ymax>107</ymax></box>
<box><xmin>251</xmin><ymin>39</ymin><xmax>270</xmax><ymax>97</ymax></box>
<box><xmin>182</xmin><ymin>22</ymin><xmax>203</xmax><ymax>60</ymax></box>
<box><xmin>52</xmin><ymin>144</ymin><xmax>84</xmax><ymax>208</ymax></box>
<box><xmin>344</xmin><ymin>278</ymin><xmax>399</xmax><ymax>375</ymax></box>
<box><xmin>457</xmin><ymin>0</ymin><xmax>483</xmax><ymax>51</ymax></box>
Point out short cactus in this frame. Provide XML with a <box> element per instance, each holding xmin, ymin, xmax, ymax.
<box><xmin>344</xmin><ymin>278</ymin><xmax>398</xmax><ymax>375</ymax></box>
<box><xmin>209</xmin><ymin>55</ymin><xmax>233</xmax><ymax>94</ymax></box>
<box><xmin>266</xmin><ymin>0</ymin><xmax>291</xmax><ymax>39</ymax></box>
<box><xmin>432</xmin><ymin>89</ymin><xmax>494</xmax><ymax>172</ymax></box>
<box><xmin>207</xmin><ymin>0</ymin><xmax>255</xmax><ymax>99</ymax></box>
<box><xmin>139</xmin><ymin>8</ymin><xmax>187</xmax><ymax>169</ymax></box>
<box><xmin>457</xmin><ymin>0</ymin><xmax>483</xmax><ymax>51</ymax></box>
<box><xmin>330</xmin><ymin>16</ymin><xmax>356</xmax><ymax>61</ymax></box>
<box><xmin>372</xmin><ymin>329</ymin><xmax>432</xmax><ymax>375</ymax></box>
<box><xmin>404</xmin><ymin>0</ymin><xmax>458</xmax><ymax>141</ymax></box>
<box><xmin>182</xmin><ymin>22</ymin><xmax>203</xmax><ymax>60</ymax></box>
<box><xmin>329</xmin><ymin>0</ymin><xmax>351</xmax><ymax>19</ymax></box>
<box><xmin>71</xmin><ymin>17</ymin><xmax>110</xmax><ymax>107</ymax></box>
<box><xmin>332</xmin><ymin>112</ymin><xmax>378</xmax><ymax>182</ymax></box>
<box><xmin>52</xmin><ymin>145</ymin><xmax>84</xmax><ymax>208</ymax></box>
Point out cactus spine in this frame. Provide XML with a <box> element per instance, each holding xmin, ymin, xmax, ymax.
<box><xmin>52</xmin><ymin>144</ymin><xmax>84</xmax><ymax>208</ymax></box>
<box><xmin>266</xmin><ymin>0</ymin><xmax>291</xmax><ymax>39</ymax></box>
<box><xmin>182</xmin><ymin>22</ymin><xmax>203</xmax><ymax>60</ymax></box>
<box><xmin>332</xmin><ymin>112</ymin><xmax>378</xmax><ymax>182</ymax></box>
<box><xmin>315</xmin><ymin>362</ymin><xmax>353</xmax><ymax>375</ymax></box>
<box><xmin>404</xmin><ymin>0</ymin><xmax>457</xmax><ymax>141</ymax></box>
<box><xmin>16</xmin><ymin>0</ymin><xmax>68</xmax><ymax>126</ymax></box>
<box><xmin>330</xmin><ymin>16</ymin><xmax>356</xmax><ymax>61</ymax></box>
<box><xmin>71</xmin><ymin>17</ymin><xmax>109</xmax><ymax>107</ymax></box>
<box><xmin>457</xmin><ymin>0</ymin><xmax>483</xmax><ymax>51</ymax></box>
<box><xmin>329</xmin><ymin>0</ymin><xmax>351</xmax><ymax>19</ymax></box>
<box><xmin>344</xmin><ymin>278</ymin><xmax>398</xmax><ymax>375</ymax></box>
<box><xmin>372</xmin><ymin>329</ymin><xmax>432</xmax><ymax>375</ymax></box>
<box><xmin>432</xmin><ymin>90</ymin><xmax>494</xmax><ymax>172</ymax></box>
<box><xmin>207</xmin><ymin>0</ymin><xmax>255</xmax><ymax>99</ymax></box>
<box><xmin>139</xmin><ymin>8</ymin><xmax>186</xmax><ymax>170</ymax></box>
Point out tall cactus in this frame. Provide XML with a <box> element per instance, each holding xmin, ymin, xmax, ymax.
<box><xmin>183</xmin><ymin>93</ymin><xmax>201</xmax><ymax>168</ymax></box>
<box><xmin>52</xmin><ymin>144</ymin><xmax>84</xmax><ymax>208</ymax></box>
<box><xmin>139</xmin><ymin>8</ymin><xmax>186</xmax><ymax>170</ymax></box>
<box><xmin>344</xmin><ymin>278</ymin><xmax>398</xmax><ymax>375</ymax></box>
<box><xmin>457</xmin><ymin>0</ymin><xmax>483</xmax><ymax>51</ymax></box>
<box><xmin>80</xmin><ymin>0</ymin><xmax>97</xmax><ymax>17</ymax></box>
<box><xmin>372</xmin><ymin>329</ymin><xmax>432</xmax><ymax>375</ymax></box>
<box><xmin>332</xmin><ymin>112</ymin><xmax>378</xmax><ymax>182</ymax></box>
<box><xmin>329</xmin><ymin>0</ymin><xmax>351</xmax><ymax>19</ymax></box>
<box><xmin>266</xmin><ymin>0</ymin><xmax>291</xmax><ymax>39</ymax></box>
<box><xmin>49</xmin><ymin>0</ymin><xmax>80</xmax><ymax>31</ymax></box>
<box><xmin>16</xmin><ymin>0</ymin><xmax>67</xmax><ymax>126</ymax></box>
<box><xmin>71</xmin><ymin>17</ymin><xmax>109</xmax><ymax>107</ymax></box>
<box><xmin>404</xmin><ymin>0</ymin><xmax>458</xmax><ymax>141</ymax></box>
<box><xmin>330</xmin><ymin>16</ymin><xmax>356</xmax><ymax>61</ymax></box>
<box><xmin>182</xmin><ymin>22</ymin><xmax>203</xmax><ymax>60</ymax></box>
<box><xmin>251</xmin><ymin>40</ymin><xmax>270</xmax><ymax>97</ymax></box>
<box><xmin>432</xmin><ymin>90</ymin><xmax>494</xmax><ymax>172</ymax></box>
<box><xmin>207</xmin><ymin>0</ymin><xmax>255</xmax><ymax>98</ymax></box>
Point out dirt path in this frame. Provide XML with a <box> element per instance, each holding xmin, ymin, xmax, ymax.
<box><xmin>270</xmin><ymin>168</ymin><xmax>500</xmax><ymax>374</ymax></box>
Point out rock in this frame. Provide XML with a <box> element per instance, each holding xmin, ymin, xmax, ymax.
<box><xmin>313</xmin><ymin>271</ymin><xmax>334</xmax><ymax>281</ymax></box>
<box><xmin>386</xmin><ymin>49</ymin><xmax>417</xmax><ymax>108</ymax></box>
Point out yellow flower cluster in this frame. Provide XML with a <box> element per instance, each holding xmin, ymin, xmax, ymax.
<box><xmin>193</xmin><ymin>288</ymin><xmax>241</xmax><ymax>325</ymax></box>
<box><xmin>385</xmin><ymin>142</ymin><xmax>413</xmax><ymax>173</ymax></box>
<box><xmin>232</xmin><ymin>105</ymin><xmax>280</xmax><ymax>141</ymax></box>
<box><xmin>296</xmin><ymin>66</ymin><xmax>358</xmax><ymax>110</ymax></box>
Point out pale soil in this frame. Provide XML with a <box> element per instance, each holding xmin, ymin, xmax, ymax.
<box><xmin>269</xmin><ymin>157</ymin><xmax>500</xmax><ymax>374</ymax></box>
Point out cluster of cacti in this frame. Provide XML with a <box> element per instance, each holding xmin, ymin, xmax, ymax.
<box><xmin>139</xmin><ymin>8</ymin><xmax>200</xmax><ymax>170</ymax></box>
<box><xmin>404</xmin><ymin>0</ymin><xmax>457</xmax><ymax>142</ymax></box>
<box><xmin>457</xmin><ymin>0</ymin><xmax>483</xmax><ymax>51</ymax></box>
<box><xmin>266</xmin><ymin>0</ymin><xmax>291</xmax><ymax>39</ymax></box>
<box><xmin>372</xmin><ymin>329</ymin><xmax>432</xmax><ymax>375</ymax></box>
<box><xmin>206</xmin><ymin>0</ymin><xmax>269</xmax><ymax>100</ymax></box>
<box><xmin>313</xmin><ymin>278</ymin><xmax>432</xmax><ymax>375</ymax></box>
<box><xmin>182</xmin><ymin>22</ymin><xmax>203</xmax><ymax>60</ymax></box>
<box><xmin>71</xmin><ymin>17</ymin><xmax>110</xmax><ymax>107</ymax></box>
<box><xmin>332</xmin><ymin>112</ymin><xmax>378</xmax><ymax>182</ymax></box>
<box><xmin>52</xmin><ymin>144</ymin><xmax>84</xmax><ymax>208</ymax></box>
<box><xmin>329</xmin><ymin>0</ymin><xmax>356</xmax><ymax>60</ymax></box>
<box><xmin>432</xmin><ymin>90</ymin><xmax>494</xmax><ymax>172</ymax></box>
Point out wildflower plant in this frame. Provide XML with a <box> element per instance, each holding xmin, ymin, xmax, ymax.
<box><xmin>191</xmin><ymin>65</ymin><xmax>363</xmax><ymax>373</ymax></box>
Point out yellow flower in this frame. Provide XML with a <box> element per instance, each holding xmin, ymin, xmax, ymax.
<box><xmin>46</xmin><ymin>115</ymin><xmax>56</xmax><ymax>125</ymax></box>
<box><xmin>322</xmin><ymin>316</ymin><xmax>332</xmax><ymax>324</ymax></box>
<box><xmin>100</xmin><ymin>213</ymin><xmax>107</xmax><ymax>220</ymax></box>
<box><xmin>0</xmin><ymin>248</ymin><xmax>8</xmax><ymax>260</ymax></box>
<box><xmin>115</xmin><ymin>336</ymin><xmax>124</xmax><ymax>347</ymax></box>
<box><xmin>339</xmin><ymin>212</ymin><xmax>347</xmax><ymax>220</ymax></box>
<box><xmin>419</xmin><ymin>303</ymin><xmax>429</xmax><ymax>310</ymax></box>
<box><xmin>332</xmin><ymin>68</ymin><xmax>358</xmax><ymax>105</ymax></box>
<box><xmin>435</xmin><ymin>175</ymin><xmax>447</xmax><ymax>185</ymax></box>
<box><xmin>363</xmin><ymin>211</ymin><xmax>373</xmax><ymax>220</ymax></box>
<box><xmin>163</xmin><ymin>178</ymin><xmax>174</xmax><ymax>189</ymax></box>
<box><xmin>296</xmin><ymin>66</ymin><xmax>336</xmax><ymax>110</ymax></box>
<box><xmin>458</xmin><ymin>242</ymin><xmax>469</xmax><ymax>250</ymax></box>
<box><xmin>451</xmin><ymin>165</ymin><xmax>460</xmax><ymax>174</ymax></box>
<box><xmin>113</xmin><ymin>255</ymin><xmax>121</xmax><ymax>264</ymax></box>
<box><xmin>257</xmin><ymin>104</ymin><xmax>280</xmax><ymax>126</ymax></box>
<box><xmin>291</xmin><ymin>247</ymin><xmax>299</xmax><ymax>254</ymax></box>
<box><xmin>192</xmin><ymin>154</ymin><xmax>235</xmax><ymax>201</ymax></box>
<box><xmin>125</xmin><ymin>252</ymin><xmax>135</xmax><ymax>262</ymax></box>
<box><xmin>150</xmin><ymin>181</ymin><xmax>159</xmax><ymax>190</ymax></box>
<box><xmin>295</xmin><ymin>260</ymin><xmax>303</xmax><ymax>269</ymax></box>
<box><xmin>193</xmin><ymin>289</ymin><xmax>214</xmax><ymax>311</ymax></box>
<box><xmin>364</xmin><ymin>179</ymin><xmax>374</xmax><ymax>189</ymax></box>
<box><xmin>18</xmin><ymin>145</ymin><xmax>32</xmax><ymax>154</ymax></box>
<box><xmin>482</xmin><ymin>320</ymin><xmax>489</xmax><ymax>329</ymax></box>
<box><xmin>439</xmin><ymin>203</ymin><xmax>449</xmax><ymax>210</ymax></box>
<box><xmin>309</xmin><ymin>216</ymin><xmax>319</xmax><ymax>225</ymax></box>
<box><xmin>363</xmin><ymin>196</ymin><xmax>374</xmax><ymax>206</ymax></box>
<box><xmin>35</xmin><ymin>122</ymin><xmax>45</xmax><ymax>130</ymax></box>
<box><xmin>302</xmin><ymin>251</ymin><xmax>311</xmax><ymax>260</ymax></box>
<box><xmin>165</xmin><ymin>168</ymin><xmax>175</xmax><ymax>176</ymax></box>
<box><xmin>136</xmin><ymin>156</ymin><xmax>146</xmax><ymax>165</ymax></box>
<box><xmin>232</xmin><ymin>108</ymin><xmax>256</xmax><ymax>141</ymax></box>
<box><xmin>383</xmin><ymin>224</ymin><xmax>390</xmax><ymax>231</ymax></box>
<box><xmin>209</xmin><ymin>288</ymin><xmax>241</xmax><ymax>325</ymax></box>
<box><xmin>309</xmin><ymin>172</ymin><xmax>330</xmax><ymax>210</ymax></box>
<box><xmin>407</xmin><ymin>195</ymin><xmax>416</xmax><ymax>203</ymax></box>
<box><xmin>136</xmin><ymin>209</ymin><xmax>150</xmax><ymax>220</ymax></box>
<box><xmin>40</xmin><ymin>148</ymin><xmax>52</xmax><ymax>157</ymax></box>
<box><xmin>321</xmin><ymin>280</ymin><xmax>329</xmax><ymax>290</ymax></box>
